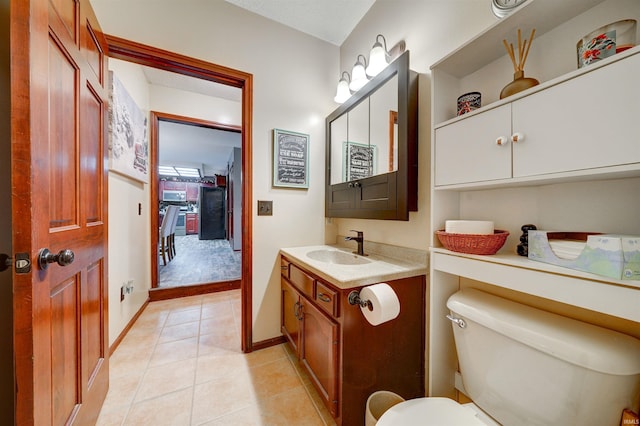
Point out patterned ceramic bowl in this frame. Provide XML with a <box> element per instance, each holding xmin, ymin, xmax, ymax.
<box><xmin>577</xmin><ymin>19</ymin><xmax>637</xmax><ymax>68</ymax></box>
<box><xmin>456</xmin><ymin>92</ymin><xmax>481</xmax><ymax>116</ymax></box>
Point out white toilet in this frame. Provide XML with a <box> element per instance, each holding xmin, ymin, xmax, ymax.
<box><xmin>378</xmin><ymin>288</ymin><xmax>640</xmax><ymax>426</ymax></box>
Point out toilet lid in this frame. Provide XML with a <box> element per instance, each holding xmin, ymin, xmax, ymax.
<box><xmin>377</xmin><ymin>397</ymin><xmax>488</xmax><ymax>426</ymax></box>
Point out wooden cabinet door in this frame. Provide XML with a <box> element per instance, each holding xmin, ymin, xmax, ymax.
<box><xmin>358</xmin><ymin>173</ymin><xmax>397</xmax><ymax>212</ymax></box>
<box><xmin>163</xmin><ymin>181</ymin><xmax>187</xmax><ymax>190</ymax></box>
<box><xmin>300</xmin><ymin>299</ymin><xmax>339</xmax><ymax>417</ymax></box>
<box><xmin>186</xmin><ymin>182</ymin><xmax>200</xmax><ymax>201</ymax></box>
<box><xmin>434</xmin><ymin>104</ymin><xmax>512</xmax><ymax>186</ymax></box>
<box><xmin>281</xmin><ymin>280</ymin><xmax>301</xmax><ymax>354</ymax></box>
<box><xmin>185</xmin><ymin>214</ymin><xmax>198</xmax><ymax>234</ymax></box>
<box><xmin>512</xmin><ymin>53</ymin><xmax>640</xmax><ymax>177</ymax></box>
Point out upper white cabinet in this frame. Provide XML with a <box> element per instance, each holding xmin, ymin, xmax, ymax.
<box><xmin>435</xmin><ymin>50</ymin><xmax>640</xmax><ymax>186</ymax></box>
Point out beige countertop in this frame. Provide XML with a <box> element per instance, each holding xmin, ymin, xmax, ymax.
<box><xmin>280</xmin><ymin>244</ymin><xmax>428</xmax><ymax>289</ymax></box>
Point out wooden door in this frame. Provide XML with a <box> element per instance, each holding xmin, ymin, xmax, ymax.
<box><xmin>11</xmin><ymin>0</ymin><xmax>109</xmax><ymax>424</ymax></box>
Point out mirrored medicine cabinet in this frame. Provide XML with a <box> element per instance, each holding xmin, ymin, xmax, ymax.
<box><xmin>325</xmin><ymin>50</ymin><xmax>418</xmax><ymax>220</ymax></box>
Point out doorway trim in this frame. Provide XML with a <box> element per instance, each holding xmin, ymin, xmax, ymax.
<box><xmin>105</xmin><ymin>35</ymin><xmax>254</xmax><ymax>351</ymax></box>
<box><xmin>149</xmin><ymin>111</ymin><xmax>241</xmax><ymax>290</ymax></box>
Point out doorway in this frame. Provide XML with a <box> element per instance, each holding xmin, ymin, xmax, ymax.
<box><xmin>106</xmin><ymin>35</ymin><xmax>254</xmax><ymax>351</ymax></box>
<box><xmin>152</xmin><ymin>112</ymin><xmax>242</xmax><ymax>289</ymax></box>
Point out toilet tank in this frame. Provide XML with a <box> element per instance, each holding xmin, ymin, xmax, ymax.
<box><xmin>447</xmin><ymin>289</ymin><xmax>640</xmax><ymax>426</ymax></box>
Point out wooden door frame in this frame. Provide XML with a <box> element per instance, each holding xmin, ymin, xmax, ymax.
<box><xmin>105</xmin><ymin>35</ymin><xmax>254</xmax><ymax>352</ymax></box>
<box><xmin>149</xmin><ymin>111</ymin><xmax>241</xmax><ymax>290</ymax></box>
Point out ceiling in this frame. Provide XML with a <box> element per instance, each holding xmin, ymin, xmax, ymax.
<box><xmin>224</xmin><ymin>0</ymin><xmax>376</xmax><ymax>46</ymax></box>
<box><xmin>158</xmin><ymin>120</ymin><xmax>241</xmax><ymax>178</ymax></box>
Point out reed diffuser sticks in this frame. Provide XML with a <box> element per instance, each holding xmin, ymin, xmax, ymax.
<box><xmin>499</xmin><ymin>28</ymin><xmax>539</xmax><ymax>99</ymax></box>
<box><xmin>503</xmin><ymin>28</ymin><xmax>536</xmax><ymax>72</ymax></box>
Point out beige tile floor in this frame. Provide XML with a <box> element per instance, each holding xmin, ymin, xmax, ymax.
<box><xmin>96</xmin><ymin>289</ymin><xmax>335</xmax><ymax>426</ymax></box>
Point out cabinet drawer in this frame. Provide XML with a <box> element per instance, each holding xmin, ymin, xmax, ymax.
<box><xmin>281</xmin><ymin>258</ymin><xmax>290</xmax><ymax>278</ymax></box>
<box><xmin>289</xmin><ymin>264</ymin><xmax>314</xmax><ymax>298</ymax></box>
<box><xmin>315</xmin><ymin>281</ymin><xmax>339</xmax><ymax>318</ymax></box>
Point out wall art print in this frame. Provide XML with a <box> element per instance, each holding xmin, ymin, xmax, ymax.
<box><xmin>108</xmin><ymin>71</ymin><xmax>149</xmax><ymax>183</ymax></box>
<box><xmin>273</xmin><ymin>128</ymin><xmax>309</xmax><ymax>189</ymax></box>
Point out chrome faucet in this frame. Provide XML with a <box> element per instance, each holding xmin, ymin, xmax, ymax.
<box><xmin>345</xmin><ymin>230</ymin><xmax>366</xmax><ymax>256</ymax></box>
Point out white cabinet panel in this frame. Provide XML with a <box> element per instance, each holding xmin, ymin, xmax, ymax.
<box><xmin>513</xmin><ymin>53</ymin><xmax>640</xmax><ymax>177</ymax></box>
<box><xmin>435</xmin><ymin>104</ymin><xmax>512</xmax><ymax>186</ymax></box>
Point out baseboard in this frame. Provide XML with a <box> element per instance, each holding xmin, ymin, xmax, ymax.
<box><xmin>149</xmin><ymin>279</ymin><xmax>241</xmax><ymax>301</ymax></box>
<box><xmin>109</xmin><ymin>297</ymin><xmax>150</xmax><ymax>356</ymax></box>
<box><xmin>251</xmin><ymin>335</ymin><xmax>287</xmax><ymax>352</ymax></box>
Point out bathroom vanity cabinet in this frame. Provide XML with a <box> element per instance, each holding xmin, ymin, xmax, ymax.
<box><xmin>430</xmin><ymin>0</ymin><xmax>640</xmax><ymax>399</ymax></box>
<box><xmin>280</xmin><ymin>255</ymin><xmax>426</xmax><ymax>426</ymax></box>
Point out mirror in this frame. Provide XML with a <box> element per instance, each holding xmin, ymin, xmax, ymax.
<box><xmin>325</xmin><ymin>51</ymin><xmax>417</xmax><ymax>220</ymax></box>
<box><xmin>329</xmin><ymin>76</ymin><xmax>398</xmax><ymax>185</ymax></box>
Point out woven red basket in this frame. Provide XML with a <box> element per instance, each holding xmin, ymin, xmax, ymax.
<box><xmin>436</xmin><ymin>230</ymin><xmax>509</xmax><ymax>255</ymax></box>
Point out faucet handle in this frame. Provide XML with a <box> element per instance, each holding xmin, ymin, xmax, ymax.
<box><xmin>349</xmin><ymin>229</ymin><xmax>363</xmax><ymax>237</ymax></box>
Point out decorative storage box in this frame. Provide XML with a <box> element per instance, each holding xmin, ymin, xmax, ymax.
<box><xmin>528</xmin><ymin>230</ymin><xmax>640</xmax><ymax>280</ymax></box>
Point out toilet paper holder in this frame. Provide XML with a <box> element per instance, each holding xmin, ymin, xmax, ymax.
<box><xmin>348</xmin><ymin>290</ymin><xmax>372</xmax><ymax>309</ymax></box>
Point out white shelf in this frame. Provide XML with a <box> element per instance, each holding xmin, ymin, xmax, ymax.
<box><xmin>431</xmin><ymin>247</ymin><xmax>640</xmax><ymax>292</ymax></box>
<box><xmin>433</xmin><ymin>44</ymin><xmax>640</xmax><ymax>129</ymax></box>
<box><xmin>431</xmin><ymin>0</ymin><xmax>604</xmax><ymax>77</ymax></box>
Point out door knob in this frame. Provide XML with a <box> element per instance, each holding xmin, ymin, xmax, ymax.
<box><xmin>511</xmin><ymin>132</ymin><xmax>525</xmax><ymax>143</ymax></box>
<box><xmin>38</xmin><ymin>248</ymin><xmax>75</xmax><ymax>270</ymax></box>
<box><xmin>496</xmin><ymin>136</ymin><xmax>509</xmax><ymax>146</ymax></box>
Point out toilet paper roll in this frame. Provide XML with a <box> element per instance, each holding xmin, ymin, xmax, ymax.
<box><xmin>359</xmin><ymin>283</ymin><xmax>400</xmax><ymax>326</ymax></box>
<box><xmin>445</xmin><ymin>220</ymin><xmax>494</xmax><ymax>235</ymax></box>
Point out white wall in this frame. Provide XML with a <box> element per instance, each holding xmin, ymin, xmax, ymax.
<box><xmin>92</xmin><ymin>0</ymin><xmax>338</xmax><ymax>343</ymax></box>
<box><xmin>331</xmin><ymin>1</ymin><xmax>497</xmax><ymax>249</ymax></box>
<box><xmin>149</xmin><ymin>85</ymin><xmax>241</xmax><ymax>126</ymax></box>
<box><xmin>107</xmin><ymin>59</ymin><xmax>152</xmax><ymax>345</ymax></box>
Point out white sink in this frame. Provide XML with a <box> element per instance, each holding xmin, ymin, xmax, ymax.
<box><xmin>306</xmin><ymin>249</ymin><xmax>371</xmax><ymax>265</ymax></box>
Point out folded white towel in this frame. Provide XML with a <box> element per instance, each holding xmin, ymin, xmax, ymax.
<box><xmin>445</xmin><ymin>220</ymin><xmax>494</xmax><ymax>235</ymax></box>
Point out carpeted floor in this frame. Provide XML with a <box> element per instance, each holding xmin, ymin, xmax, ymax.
<box><xmin>158</xmin><ymin>235</ymin><xmax>241</xmax><ymax>288</ymax></box>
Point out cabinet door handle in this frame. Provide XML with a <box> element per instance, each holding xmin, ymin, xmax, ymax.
<box><xmin>354</xmin><ymin>181</ymin><xmax>361</xmax><ymax>187</ymax></box>
<box><xmin>294</xmin><ymin>301</ymin><xmax>302</xmax><ymax>320</ymax></box>
<box><xmin>317</xmin><ymin>293</ymin><xmax>331</xmax><ymax>303</ymax></box>
<box><xmin>511</xmin><ymin>132</ymin><xmax>525</xmax><ymax>143</ymax></box>
<box><xmin>348</xmin><ymin>182</ymin><xmax>354</xmax><ymax>188</ymax></box>
<box><xmin>496</xmin><ymin>136</ymin><xmax>509</xmax><ymax>146</ymax></box>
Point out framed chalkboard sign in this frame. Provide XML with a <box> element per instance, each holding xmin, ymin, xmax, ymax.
<box><xmin>343</xmin><ymin>141</ymin><xmax>377</xmax><ymax>182</ymax></box>
<box><xmin>273</xmin><ymin>128</ymin><xmax>309</xmax><ymax>189</ymax></box>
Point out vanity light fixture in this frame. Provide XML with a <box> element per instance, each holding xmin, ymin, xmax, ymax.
<box><xmin>349</xmin><ymin>54</ymin><xmax>369</xmax><ymax>92</ymax></box>
<box><xmin>366</xmin><ymin>34</ymin><xmax>407</xmax><ymax>77</ymax></box>
<box><xmin>366</xmin><ymin>34</ymin><xmax>390</xmax><ymax>77</ymax></box>
<box><xmin>334</xmin><ymin>71</ymin><xmax>352</xmax><ymax>104</ymax></box>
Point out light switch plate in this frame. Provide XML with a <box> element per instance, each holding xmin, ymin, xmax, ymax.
<box><xmin>257</xmin><ymin>200</ymin><xmax>273</xmax><ymax>216</ymax></box>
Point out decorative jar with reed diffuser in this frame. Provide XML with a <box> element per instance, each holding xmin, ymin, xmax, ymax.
<box><xmin>500</xmin><ymin>29</ymin><xmax>539</xmax><ymax>99</ymax></box>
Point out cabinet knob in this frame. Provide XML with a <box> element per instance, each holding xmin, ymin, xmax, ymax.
<box><xmin>496</xmin><ymin>136</ymin><xmax>509</xmax><ymax>146</ymax></box>
<box><xmin>511</xmin><ymin>132</ymin><xmax>525</xmax><ymax>143</ymax></box>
